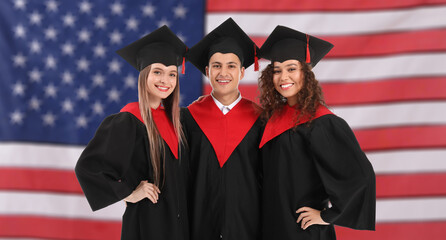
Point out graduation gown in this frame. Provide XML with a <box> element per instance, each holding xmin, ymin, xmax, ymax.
<box><xmin>181</xmin><ymin>95</ymin><xmax>263</xmax><ymax>240</ymax></box>
<box><xmin>259</xmin><ymin>104</ymin><xmax>375</xmax><ymax>240</ymax></box>
<box><xmin>75</xmin><ymin>102</ymin><xmax>189</xmax><ymax>240</ymax></box>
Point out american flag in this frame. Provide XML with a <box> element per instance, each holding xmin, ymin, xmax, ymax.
<box><xmin>1</xmin><ymin>0</ymin><xmax>446</xmax><ymax>239</ymax></box>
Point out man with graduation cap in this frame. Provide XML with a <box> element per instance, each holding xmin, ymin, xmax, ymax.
<box><xmin>257</xmin><ymin>25</ymin><xmax>376</xmax><ymax>239</ymax></box>
<box><xmin>75</xmin><ymin>26</ymin><xmax>190</xmax><ymax>240</ymax></box>
<box><xmin>182</xmin><ymin>18</ymin><xmax>262</xmax><ymax>240</ymax></box>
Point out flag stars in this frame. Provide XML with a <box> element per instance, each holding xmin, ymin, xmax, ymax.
<box><xmin>29</xmin><ymin>97</ymin><xmax>42</xmax><ymax>111</ymax></box>
<box><xmin>111</xmin><ymin>2</ymin><xmax>124</xmax><ymax>15</ymax></box>
<box><xmin>177</xmin><ymin>33</ymin><xmax>187</xmax><ymax>43</ymax></box>
<box><xmin>77</xmin><ymin>86</ymin><xmax>89</xmax><ymax>100</ymax></box>
<box><xmin>29</xmin><ymin>68</ymin><xmax>42</xmax><ymax>83</ymax></box>
<box><xmin>77</xmin><ymin>57</ymin><xmax>90</xmax><ymax>72</ymax></box>
<box><xmin>12</xmin><ymin>53</ymin><xmax>27</xmax><ymax>68</ymax></box>
<box><xmin>108</xmin><ymin>59</ymin><xmax>122</xmax><ymax>73</ymax></box>
<box><xmin>142</xmin><ymin>3</ymin><xmax>156</xmax><ymax>17</ymax></box>
<box><xmin>79</xmin><ymin>0</ymin><xmax>93</xmax><ymax>14</ymax></box>
<box><xmin>10</xmin><ymin>110</ymin><xmax>25</xmax><ymax>125</ymax></box>
<box><xmin>45</xmin><ymin>55</ymin><xmax>57</xmax><ymax>69</ymax></box>
<box><xmin>92</xmin><ymin>72</ymin><xmax>105</xmax><ymax>87</ymax></box>
<box><xmin>93</xmin><ymin>43</ymin><xmax>106</xmax><ymax>58</ymax></box>
<box><xmin>44</xmin><ymin>27</ymin><xmax>58</xmax><ymax>40</ymax></box>
<box><xmin>62</xmin><ymin>13</ymin><xmax>76</xmax><ymax>27</ymax></box>
<box><xmin>92</xmin><ymin>101</ymin><xmax>104</xmax><ymax>115</ymax></box>
<box><xmin>109</xmin><ymin>30</ymin><xmax>123</xmax><ymax>44</ymax></box>
<box><xmin>29</xmin><ymin>40</ymin><xmax>42</xmax><ymax>54</ymax></box>
<box><xmin>78</xmin><ymin>29</ymin><xmax>91</xmax><ymax>43</ymax></box>
<box><xmin>29</xmin><ymin>11</ymin><xmax>43</xmax><ymax>25</ymax></box>
<box><xmin>94</xmin><ymin>15</ymin><xmax>108</xmax><ymax>29</ymax></box>
<box><xmin>124</xmin><ymin>74</ymin><xmax>136</xmax><ymax>88</ymax></box>
<box><xmin>173</xmin><ymin>4</ymin><xmax>187</xmax><ymax>19</ymax></box>
<box><xmin>44</xmin><ymin>83</ymin><xmax>58</xmax><ymax>98</ymax></box>
<box><xmin>61</xmin><ymin>42</ymin><xmax>75</xmax><ymax>56</ymax></box>
<box><xmin>14</xmin><ymin>0</ymin><xmax>27</xmax><ymax>10</ymax></box>
<box><xmin>157</xmin><ymin>18</ymin><xmax>170</xmax><ymax>27</ymax></box>
<box><xmin>61</xmin><ymin>98</ymin><xmax>74</xmax><ymax>112</ymax></box>
<box><xmin>45</xmin><ymin>0</ymin><xmax>59</xmax><ymax>12</ymax></box>
<box><xmin>76</xmin><ymin>115</ymin><xmax>89</xmax><ymax>128</ymax></box>
<box><xmin>62</xmin><ymin>71</ymin><xmax>74</xmax><ymax>85</ymax></box>
<box><xmin>126</xmin><ymin>17</ymin><xmax>139</xmax><ymax>31</ymax></box>
<box><xmin>107</xmin><ymin>88</ymin><xmax>121</xmax><ymax>102</ymax></box>
<box><xmin>42</xmin><ymin>112</ymin><xmax>57</xmax><ymax>126</ymax></box>
<box><xmin>14</xmin><ymin>25</ymin><xmax>26</xmax><ymax>39</ymax></box>
<box><xmin>12</xmin><ymin>81</ymin><xmax>26</xmax><ymax>96</ymax></box>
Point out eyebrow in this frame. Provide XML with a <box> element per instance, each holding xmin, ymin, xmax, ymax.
<box><xmin>274</xmin><ymin>63</ymin><xmax>298</xmax><ymax>68</ymax></box>
<box><xmin>210</xmin><ymin>61</ymin><xmax>240</xmax><ymax>65</ymax></box>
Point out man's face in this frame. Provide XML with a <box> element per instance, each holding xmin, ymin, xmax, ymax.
<box><xmin>206</xmin><ymin>52</ymin><xmax>245</xmax><ymax>98</ymax></box>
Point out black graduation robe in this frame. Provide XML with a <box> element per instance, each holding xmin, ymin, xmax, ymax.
<box><xmin>181</xmin><ymin>95</ymin><xmax>263</xmax><ymax>240</ymax></box>
<box><xmin>75</xmin><ymin>102</ymin><xmax>189</xmax><ymax>240</ymax></box>
<box><xmin>259</xmin><ymin>104</ymin><xmax>375</xmax><ymax>240</ymax></box>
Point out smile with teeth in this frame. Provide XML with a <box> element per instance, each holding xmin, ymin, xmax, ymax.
<box><xmin>280</xmin><ymin>83</ymin><xmax>294</xmax><ymax>89</ymax></box>
<box><xmin>216</xmin><ymin>79</ymin><xmax>231</xmax><ymax>83</ymax></box>
<box><xmin>155</xmin><ymin>85</ymin><xmax>170</xmax><ymax>92</ymax></box>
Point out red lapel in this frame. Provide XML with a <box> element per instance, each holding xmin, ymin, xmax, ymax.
<box><xmin>259</xmin><ymin>104</ymin><xmax>333</xmax><ymax>148</ymax></box>
<box><xmin>120</xmin><ymin>102</ymin><xmax>179</xmax><ymax>159</ymax></box>
<box><xmin>188</xmin><ymin>95</ymin><xmax>261</xmax><ymax>167</ymax></box>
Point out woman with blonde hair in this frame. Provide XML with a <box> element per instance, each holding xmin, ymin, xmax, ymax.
<box><xmin>75</xmin><ymin>26</ymin><xmax>189</xmax><ymax>240</ymax></box>
<box><xmin>258</xmin><ymin>26</ymin><xmax>376</xmax><ymax>240</ymax></box>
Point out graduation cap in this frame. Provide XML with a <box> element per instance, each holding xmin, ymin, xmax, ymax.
<box><xmin>186</xmin><ymin>17</ymin><xmax>260</xmax><ymax>75</ymax></box>
<box><xmin>116</xmin><ymin>25</ymin><xmax>187</xmax><ymax>73</ymax></box>
<box><xmin>259</xmin><ymin>25</ymin><xmax>334</xmax><ymax>67</ymax></box>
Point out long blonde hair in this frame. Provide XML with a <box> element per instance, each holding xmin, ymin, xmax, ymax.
<box><xmin>138</xmin><ymin>65</ymin><xmax>185</xmax><ymax>187</ymax></box>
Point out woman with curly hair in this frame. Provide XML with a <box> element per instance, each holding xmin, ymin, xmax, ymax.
<box><xmin>258</xmin><ymin>26</ymin><xmax>376</xmax><ymax>240</ymax></box>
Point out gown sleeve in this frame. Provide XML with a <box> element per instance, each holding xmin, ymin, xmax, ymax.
<box><xmin>308</xmin><ymin>115</ymin><xmax>376</xmax><ymax>230</ymax></box>
<box><xmin>75</xmin><ymin>112</ymin><xmax>138</xmax><ymax>211</ymax></box>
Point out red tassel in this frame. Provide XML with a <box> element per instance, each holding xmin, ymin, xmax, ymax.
<box><xmin>181</xmin><ymin>56</ymin><xmax>185</xmax><ymax>74</ymax></box>
<box><xmin>306</xmin><ymin>34</ymin><xmax>311</xmax><ymax>64</ymax></box>
<box><xmin>254</xmin><ymin>44</ymin><xmax>259</xmax><ymax>71</ymax></box>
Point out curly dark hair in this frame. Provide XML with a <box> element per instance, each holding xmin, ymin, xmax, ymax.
<box><xmin>258</xmin><ymin>61</ymin><xmax>326</xmax><ymax>125</ymax></box>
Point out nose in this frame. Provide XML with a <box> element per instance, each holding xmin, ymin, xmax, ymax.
<box><xmin>220</xmin><ymin>66</ymin><xmax>228</xmax><ymax>76</ymax></box>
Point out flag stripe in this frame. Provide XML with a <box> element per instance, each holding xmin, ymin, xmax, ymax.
<box><xmin>336</xmin><ymin>221</ymin><xmax>446</xmax><ymax>240</ymax></box>
<box><xmin>377</xmin><ymin>197</ymin><xmax>446</xmax><ymax>222</ymax></box>
<box><xmin>208</xmin><ymin>0</ymin><xmax>446</xmax><ymax>12</ymax></box>
<box><xmin>0</xmin><ymin>168</ymin><xmax>81</xmax><ymax>194</ymax></box>
<box><xmin>0</xmin><ymin>216</ymin><xmax>120</xmax><ymax>240</ymax></box>
<box><xmin>376</xmin><ymin>173</ymin><xmax>446</xmax><ymax>198</ymax></box>
<box><xmin>238</xmin><ymin>53</ymin><xmax>446</xmax><ymax>84</ymax></box>
<box><xmin>355</xmin><ymin>126</ymin><xmax>446</xmax><ymax>151</ymax></box>
<box><xmin>251</xmin><ymin>28</ymin><xmax>446</xmax><ymax>58</ymax></box>
<box><xmin>206</xmin><ymin>6</ymin><xmax>446</xmax><ymax>35</ymax></box>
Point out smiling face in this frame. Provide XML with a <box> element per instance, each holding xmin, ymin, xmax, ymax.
<box><xmin>205</xmin><ymin>52</ymin><xmax>245</xmax><ymax>101</ymax></box>
<box><xmin>272</xmin><ymin>59</ymin><xmax>304</xmax><ymax>106</ymax></box>
<box><xmin>146</xmin><ymin>63</ymin><xmax>178</xmax><ymax>108</ymax></box>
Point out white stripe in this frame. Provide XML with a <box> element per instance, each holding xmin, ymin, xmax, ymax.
<box><xmin>377</xmin><ymin>197</ymin><xmax>446</xmax><ymax>222</ymax></box>
<box><xmin>206</xmin><ymin>5</ymin><xmax>446</xmax><ymax>36</ymax></box>
<box><xmin>231</xmin><ymin>53</ymin><xmax>446</xmax><ymax>85</ymax></box>
<box><xmin>331</xmin><ymin>101</ymin><xmax>446</xmax><ymax>129</ymax></box>
<box><xmin>0</xmin><ymin>191</ymin><xmax>123</xmax><ymax>221</ymax></box>
<box><xmin>367</xmin><ymin>149</ymin><xmax>446</xmax><ymax>174</ymax></box>
<box><xmin>1</xmin><ymin>191</ymin><xmax>444</xmax><ymax>223</ymax></box>
<box><xmin>0</xmin><ymin>142</ymin><xmax>83</xmax><ymax>170</ymax></box>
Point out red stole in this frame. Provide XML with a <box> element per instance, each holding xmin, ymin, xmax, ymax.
<box><xmin>120</xmin><ymin>102</ymin><xmax>179</xmax><ymax>159</ymax></box>
<box><xmin>188</xmin><ymin>95</ymin><xmax>261</xmax><ymax>167</ymax></box>
<box><xmin>259</xmin><ymin>104</ymin><xmax>333</xmax><ymax>148</ymax></box>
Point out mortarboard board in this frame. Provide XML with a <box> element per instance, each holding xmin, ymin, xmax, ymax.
<box><xmin>116</xmin><ymin>25</ymin><xmax>187</xmax><ymax>73</ymax></box>
<box><xmin>259</xmin><ymin>25</ymin><xmax>334</xmax><ymax>68</ymax></box>
<box><xmin>186</xmin><ymin>18</ymin><xmax>259</xmax><ymax>75</ymax></box>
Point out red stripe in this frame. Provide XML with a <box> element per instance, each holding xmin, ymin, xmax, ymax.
<box><xmin>377</xmin><ymin>173</ymin><xmax>446</xmax><ymax>198</ymax></box>
<box><xmin>0</xmin><ymin>216</ymin><xmax>120</xmax><ymax>240</ymax></box>
<box><xmin>251</xmin><ymin>28</ymin><xmax>446</xmax><ymax>58</ymax></box>
<box><xmin>354</xmin><ymin>126</ymin><xmax>446</xmax><ymax>151</ymax></box>
<box><xmin>207</xmin><ymin>0</ymin><xmax>446</xmax><ymax>12</ymax></box>
<box><xmin>336</xmin><ymin>221</ymin><xmax>446</xmax><ymax>240</ymax></box>
<box><xmin>0</xmin><ymin>168</ymin><xmax>82</xmax><ymax>194</ymax></box>
<box><xmin>204</xmin><ymin>77</ymin><xmax>446</xmax><ymax>106</ymax></box>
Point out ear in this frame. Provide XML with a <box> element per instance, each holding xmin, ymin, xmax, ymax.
<box><xmin>205</xmin><ymin>66</ymin><xmax>210</xmax><ymax>78</ymax></box>
<box><xmin>240</xmin><ymin>67</ymin><xmax>245</xmax><ymax>80</ymax></box>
